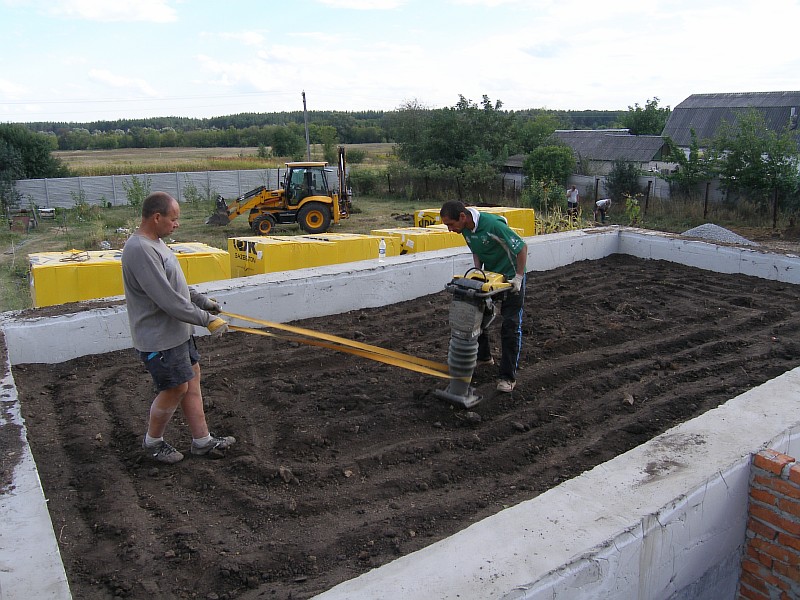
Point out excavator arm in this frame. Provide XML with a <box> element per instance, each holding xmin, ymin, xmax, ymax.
<box><xmin>205</xmin><ymin>186</ymin><xmax>282</xmax><ymax>226</ymax></box>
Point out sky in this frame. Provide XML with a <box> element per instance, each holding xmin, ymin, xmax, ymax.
<box><xmin>1</xmin><ymin>0</ymin><xmax>799</xmax><ymax>124</ymax></box>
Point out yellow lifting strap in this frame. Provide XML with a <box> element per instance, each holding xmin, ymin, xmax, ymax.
<box><xmin>220</xmin><ymin>311</ymin><xmax>458</xmax><ymax>381</ymax></box>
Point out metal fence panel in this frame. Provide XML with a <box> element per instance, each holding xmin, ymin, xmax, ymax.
<box><xmin>13</xmin><ymin>168</ymin><xmax>343</xmax><ymax>208</ymax></box>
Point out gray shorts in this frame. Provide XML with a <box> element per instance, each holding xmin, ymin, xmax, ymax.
<box><xmin>139</xmin><ymin>337</ymin><xmax>199</xmax><ymax>392</ymax></box>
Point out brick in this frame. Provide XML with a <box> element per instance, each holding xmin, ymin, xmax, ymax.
<box><xmin>752</xmin><ymin>538</ymin><xmax>793</xmax><ymax>567</ymax></box>
<box><xmin>748</xmin><ymin>544</ymin><xmax>774</xmax><ymax>568</ymax></box>
<box><xmin>754</xmin><ymin>475</ymin><xmax>800</xmax><ymax>500</ymax></box>
<box><xmin>738</xmin><ymin>581</ymin><xmax>770</xmax><ymax>600</ymax></box>
<box><xmin>749</xmin><ymin>519</ymin><xmax>779</xmax><ymax>542</ymax></box>
<box><xmin>752</xmin><ymin>488</ymin><xmax>779</xmax><ymax>506</ymax></box>
<box><xmin>773</xmin><ymin>558</ymin><xmax>800</xmax><ymax>582</ymax></box>
<box><xmin>777</xmin><ymin>532</ymin><xmax>800</xmax><ymax>555</ymax></box>
<box><xmin>789</xmin><ymin>464</ymin><xmax>800</xmax><ymax>486</ymax></box>
<box><xmin>755</xmin><ymin>450</ymin><xmax>796</xmax><ymax>475</ymax></box>
<box><xmin>741</xmin><ymin>570</ymin><xmax>769</xmax><ymax>594</ymax></box>
<box><xmin>751</xmin><ymin>505</ymin><xmax>800</xmax><ymax>536</ymax></box>
<box><xmin>779</xmin><ymin>497</ymin><xmax>800</xmax><ymax>519</ymax></box>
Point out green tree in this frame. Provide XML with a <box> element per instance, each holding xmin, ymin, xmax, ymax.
<box><xmin>390</xmin><ymin>94</ymin><xmax>515</xmax><ymax>169</ymax></box>
<box><xmin>0</xmin><ymin>140</ymin><xmax>24</xmax><ymax>214</ymax></box>
<box><xmin>620</xmin><ymin>97</ymin><xmax>671</xmax><ymax>135</ymax></box>
<box><xmin>605</xmin><ymin>161</ymin><xmax>642</xmax><ymax>201</ymax></box>
<box><xmin>664</xmin><ymin>129</ymin><xmax>714</xmax><ymax>199</ymax></box>
<box><xmin>523</xmin><ymin>145</ymin><xmax>575</xmax><ymax>185</ymax></box>
<box><xmin>271</xmin><ymin>126</ymin><xmax>306</xmax><ymax>160</ymax></box>
<box><xmin>516</xmin><ymin>113</ymin><xmax>561</xmax><ymax>152</ymax></box>
<box><xmin>0</xmin><ymin>124</ymin><xmax>71</xmax><ymax>179</ymax></box>
<box><xmin>710</xmin><ymin>110</ymin><xmax>800</xmax><ymax>212</ymax></box>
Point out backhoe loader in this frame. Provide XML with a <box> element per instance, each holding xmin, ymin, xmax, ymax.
<box><xmin>206</xmin><ymin>146</ymin><xmax>352</xmax><ymax>235</ymax></box>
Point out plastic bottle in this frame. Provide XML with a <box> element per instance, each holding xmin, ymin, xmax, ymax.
<box><xmin>378</xmin><ymin>238</ymin><xmax>386</xmax><ymax>262</ymax></box>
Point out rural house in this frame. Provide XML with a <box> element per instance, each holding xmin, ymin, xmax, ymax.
<box><xmin>550</xmin><ymin>129</ymin><xmax>670</xmax><ymax>175</ymax></box>
<box><xmin>662</xmin><ymin>91</ymin><xmax>800</xmax><ymax>150</ymax></box>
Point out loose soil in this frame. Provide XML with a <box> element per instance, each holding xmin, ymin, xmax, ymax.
<box><xmin>11</xmin><ymin>254</ymin><xmax>800</xmax><ymax>600</ymax></box>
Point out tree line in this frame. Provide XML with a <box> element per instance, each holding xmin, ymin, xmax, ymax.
<box><xmin>6</xmin><ymin>93</ymin><xmax>798</xmax><ymax>222</ymax></box>
<box><xmin>22</xmin><ymin>104</ymin><xmax>625</xmax><ymax>152</ymax></box>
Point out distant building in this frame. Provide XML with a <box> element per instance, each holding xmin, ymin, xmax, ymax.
<box><xmin>550</xmin><ymin>129</ymin><xmax>670</xmax><ymax>175</ymax></box>
<box><xmin>662</xmin><ymin>91</ymin><xmax>800</xmax><ymax>150</ymax></box>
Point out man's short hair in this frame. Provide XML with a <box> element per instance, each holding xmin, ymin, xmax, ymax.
<box><xmin>142</xmin><ymin>192</ymin><xmax>175</xmax><ymax>218</ymax></box>
<box><xmin>440</xmin><ymin>200</ymin><xmax>467</xmax><ymax>220</ymax></box>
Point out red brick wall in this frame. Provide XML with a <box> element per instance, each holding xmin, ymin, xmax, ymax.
<box><xmin>738</xmin><ymin>449</ymin><xmax>800</xmax><ymax>600</ymax></box>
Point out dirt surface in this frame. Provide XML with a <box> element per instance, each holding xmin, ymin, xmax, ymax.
<box><xmin>11</xmin><ymin>254</ymin><xmax>800</xmax><ymax>600</ymax></box>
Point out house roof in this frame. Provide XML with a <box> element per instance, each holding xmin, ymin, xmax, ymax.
<box><xmin>551</xmin><ymin>130</ymin><xmax>668</xmax><ymax>162</ymax></box>
<box><xmin>662</xmin><ymin>91</ymin><xmax>800</xmax><ymax>147</ymax></box>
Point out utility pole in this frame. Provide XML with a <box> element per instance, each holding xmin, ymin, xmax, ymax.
<box><xmin>302</xmin><ymin>91</ymin><xmax>311</xmax><ymax>161</ymax></box>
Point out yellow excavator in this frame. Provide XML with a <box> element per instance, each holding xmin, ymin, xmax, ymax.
<box><xmin>206</xmin><ymin>146</ymin><xmax>352</xmax><ymax>235</ymax></box>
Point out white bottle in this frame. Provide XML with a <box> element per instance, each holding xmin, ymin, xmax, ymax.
<box><xmin>378</xmin><ymin>238</ymin><xmax>386</xmax><ymax>262</ymax></box>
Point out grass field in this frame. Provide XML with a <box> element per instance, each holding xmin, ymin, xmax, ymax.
<box><xmin>0</xmin><ymin>194</ymin><xmax>427</xmax><ymax>312</ymax></box>
<box><xmin>54</xmin><ymin>143</ymin><xmax>396</xmax><ymax>175</ymax></box>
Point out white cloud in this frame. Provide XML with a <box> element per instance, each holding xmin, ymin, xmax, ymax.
<box><xmin>46</xmin><ymin>0</ymin><xmax>177</xmax><ymax>22</ymax></box>
<box><xmin>316</xmin><ymin>0</ymin><xmax>405</xmax><ymax>8</ymax></box>
<box><xmin>0</xmin><ymin>78</ymin><xmax>28</xmax><ymax>98</ymax></box>
<box><xmin>88</xmin><ymin>69</ymin><xmax>159</xmax><ymax>96</ymax></box>
<box><xmin>213</xmin><ymin>31</ymin><xmax>266</xmax><ymax>47</ymax></box>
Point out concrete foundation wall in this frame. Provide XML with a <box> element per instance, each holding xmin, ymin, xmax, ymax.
<box><xmin>3</xmin><ymin>226</ymin><xmax>800</xmax><ymax>600</ymax></box>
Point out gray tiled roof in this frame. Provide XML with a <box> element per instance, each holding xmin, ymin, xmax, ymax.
<box><xmin>662</xmin><ymin>91</ymin><xmax>800</xmax><ymax>147</ymax></box>
<box><xmin>551</xmin><ymin>130</ymin><xmax>668</xmax><ymax>162</ymax></box>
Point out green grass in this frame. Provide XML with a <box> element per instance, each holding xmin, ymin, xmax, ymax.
<box><xmin>0</xmin><ymin>196</ymin><xmax>431</xmax><ymax>312</ymax></box>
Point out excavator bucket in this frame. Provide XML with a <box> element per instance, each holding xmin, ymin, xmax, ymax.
<box><xmin>205</xmin><ymin>210</ymin><xmax>230</xmax><ymax>226</ymax></box>
<box><xmin>205</xmin><ymin>195</ymin><xmax>231</xmax><ymax>226</ymax></box>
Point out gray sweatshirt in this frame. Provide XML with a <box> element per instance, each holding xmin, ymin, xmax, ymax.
<box><xmin>121</xmin><ymin>233</ymin><xmax>215</xmax><ymax>352</ymax></box>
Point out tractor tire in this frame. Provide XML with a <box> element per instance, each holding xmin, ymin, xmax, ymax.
<box><xmin>251</xmin><ymin>214</ymin><xmax>277</xmax><ymax>235</ymax></box>
<box><xmin>298</xmin><ymin>202</ymin><xmax>332</xmax><ymax>234</ymax></box>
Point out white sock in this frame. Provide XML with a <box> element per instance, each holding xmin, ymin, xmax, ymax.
<box><xmin>193</xmin><ymin>434</ymin><xmax>212</xmax><ymax>447</ymax></box>
<box><xmin>144</xmin><ymin>434</ymin><xmax>163</xmax><ymax>447</ymax></box>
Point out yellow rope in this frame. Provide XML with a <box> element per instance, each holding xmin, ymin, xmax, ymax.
<box><xmin>221</xmin><ymin>311</ymin><xmax>459</xmax><ymax>381</ymax></box>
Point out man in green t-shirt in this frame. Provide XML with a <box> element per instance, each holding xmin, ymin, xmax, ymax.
<box><xmin>440</xmin><ymin>201</ymin><xmax>528</xmax><ymax>393</ymax></box>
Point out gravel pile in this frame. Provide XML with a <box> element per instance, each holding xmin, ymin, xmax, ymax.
<box><xmin>680</xmin><ymin>223</ymin><xmax>759</xmax><ymax>246</ymax></box>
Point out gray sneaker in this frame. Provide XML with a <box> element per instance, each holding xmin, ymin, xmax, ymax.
<box><xmin>142</xmin><ymin>439</ymin><xmax>184</xmax><ymax>464</ymax></box>
<box><xmin>191</xmin><ymin>433</ymin><xmax>236</xmax><ymax>457</ymax></box>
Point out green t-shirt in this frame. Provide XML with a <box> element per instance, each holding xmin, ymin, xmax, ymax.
<box><xmin>462</xmin><ymin>211</ymin><xmax>526</xmax><ymax>279</ymax></box>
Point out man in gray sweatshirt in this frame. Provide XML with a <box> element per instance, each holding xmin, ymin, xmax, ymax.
<box><xmin>122</xmin><ymin>191</ymin><xmax>235</xmax><ymax>464</ymax></box>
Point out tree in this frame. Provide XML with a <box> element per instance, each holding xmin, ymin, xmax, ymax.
<box><xmin>516</xmin><ymin>113</ymin><xmax>561</xmax><ymax>153</ymax></box>
<box><xmin>523</xmin><ymin>145</ymin><xmax>575</xmax><ymax>185</ymax></box>
<box><xmin>0</xmin><ymin>139</ymin><xmax>24</xmax><ymax>214</ymax></box>
<box><xmin>605</xmin><ymin>161</ymin><xmax>642</xmax><ymax>201</ymax></box>
<box><xmin>390</xmin><ymin>94</ymin><xmax>516</xmax><ymax>169</ymax></box>
<box><xmin>0</xmin><ymin>124</ymin><xmax>71</xmax><ymax>179</ymax></box>
<box><xmin>664</xmin><ymin>129</ymin><xmax>714</xmax><ymax>199</ymax></box>
<box><xmin>619</xmin><ymin>97</ymin><xmax>670</xmax><ymax>135</ymax></box>
<box><xmin>271</xmin><ymin>126</ymin><xmax>306</xmax><ymax>160</ymax></box>
<box><xmin>710</xmin><ymin>109</ymin><xmax>800</xmax><ymax>213</ymax></box>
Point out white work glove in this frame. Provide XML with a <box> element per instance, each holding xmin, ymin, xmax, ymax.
<box><xmin>510</xmin><ymin>274</ymin><xmax>523</xmax><ymax>293</ymax></box>
<box><xmin>208</xmin><ymin>317</ymin><xmax>229</xmax><ymax>338</ymax></box>
<box><xmin>206</xmin><ymin>298</ymin><xmax>222</xmax><ymax>314</ymax></box>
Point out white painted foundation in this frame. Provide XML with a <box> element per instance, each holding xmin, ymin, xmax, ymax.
<box><xmin>2</xmin><ymin>226</ymin><xmax>799</xmax><ymax>600</ymax></box>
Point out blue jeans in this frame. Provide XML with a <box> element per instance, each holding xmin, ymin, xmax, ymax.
<box><xmin>477</xmin><ymin>276</ymin><xmax>526</xmax><ymax>381</ymax></box>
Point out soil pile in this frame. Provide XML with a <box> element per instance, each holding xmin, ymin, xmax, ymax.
<box><xmin>12</xmin><ymin>254</ymin><xmax>800</xmax><ymax>600</ymax></box>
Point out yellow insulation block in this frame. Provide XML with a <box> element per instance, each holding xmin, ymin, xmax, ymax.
<box><xmin>414</xmin><ymin>206</ymin><xmax>536</xmax><ymax>236</ymax></box>
<box><xmin>370</xmin><ymin>227</ymin><xmax>465</xmax><ymax>254</ymax></box>
<box><xmin>29</xmin><ymin>243</ymin><xmax>230</xmax><ymax>308</ymax></box>
<box><xmin>229</xmin><ymin>236</ymin><xmax>339</xmax><ymax>278</ymax></box>
<box><xmin>169</xmin><ymin>242</ymin><xmax>231</xmax><ymax>284</ymax></box>
<box><xmin>426</xmin><ymin>224</ymin><xmax>526</xmax><ymax>237</ymax></box>
<box><xmin>29</xmin><ymin>250</ymin><xmax>123</xmax><ymax>307</ymax></box>
<box><xmin>229</xmin><ymin>234</ymin><xmax>401</xmax><ymax>277</ymax></box>
<box><xmin>299</xmin><ymin>233</ymin><xmax>400</xmax><ymax>262</ymax></box>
